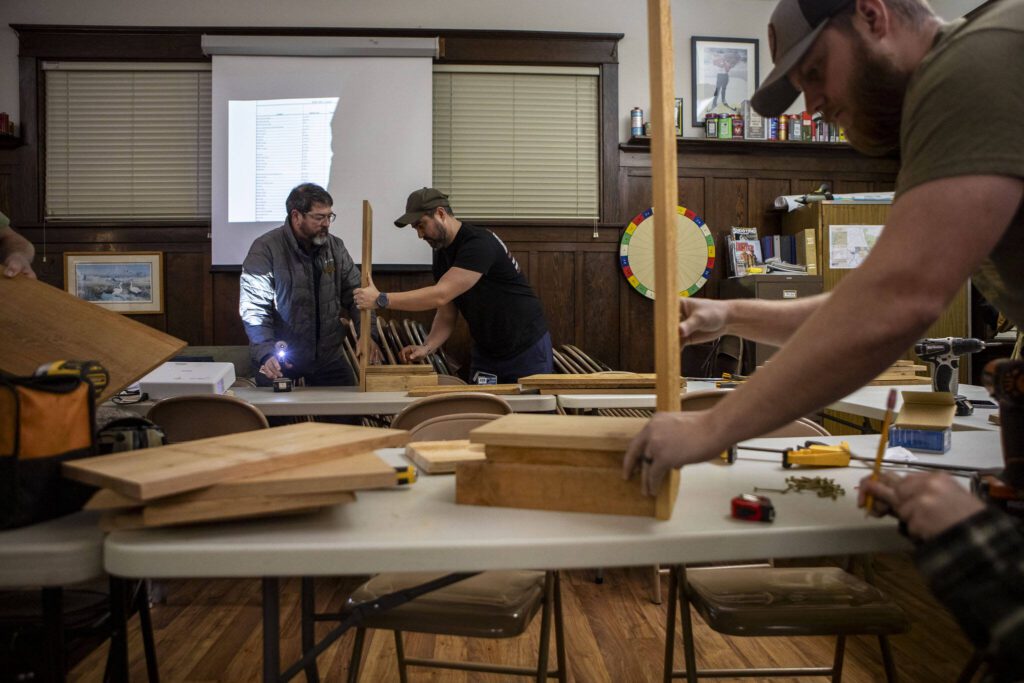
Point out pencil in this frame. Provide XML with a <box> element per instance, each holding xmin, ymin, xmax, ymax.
<box><xmin>864</xmin><ymin>389</ymin><xmax>897</xmax><ymax>514</ymax></box>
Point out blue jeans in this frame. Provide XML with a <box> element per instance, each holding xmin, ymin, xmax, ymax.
<box><xmin>470</xmin><ymin>332</ymin><xmax>553</xmax><ymax>384</ymax></box>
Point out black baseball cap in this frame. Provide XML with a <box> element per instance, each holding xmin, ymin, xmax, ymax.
<box><xmin>752</xmin><ymin>0</ymin><xmax>855</xmax><ymax>117</ymax></box>
<box><xmin>394</xmin><ymin>187</ymin><xmax>451</xmax><ymax>227</ymax></box>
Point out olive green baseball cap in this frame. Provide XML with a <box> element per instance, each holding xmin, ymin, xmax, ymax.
<box><xmin>394</xmin><ymin>187</ymin><xmax>451</xmax><ymax>227</ymax></box>
<box><xmin>752</xmin><ymin>0</ymin><xmax>855</xmax><ymax>117</ymax></box>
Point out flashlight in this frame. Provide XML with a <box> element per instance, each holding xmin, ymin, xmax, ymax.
<box><xmin>275</xmin><ymin>340</ymin><xmax>288</xmax><ymax>361</ymax></box>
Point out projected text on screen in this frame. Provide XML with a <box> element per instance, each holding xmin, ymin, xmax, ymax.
<box><xmin>228</xmin><ymin>97</ymin><xmax>339</xmax><ymax>223</ymax></box>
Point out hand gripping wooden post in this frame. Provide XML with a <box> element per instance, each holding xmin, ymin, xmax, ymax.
<box><xmin>647</xmin><ymin>0</ymin><xmax>682</xmax><ymax>515</ymax></box>
<box><xmin>359</xmin><ymin>200</ymin><xmax>373</xmax><ymax>391</ymax></box>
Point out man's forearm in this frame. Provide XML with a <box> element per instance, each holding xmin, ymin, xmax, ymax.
<box><xmin>388</xmin><ymin>285</ymin><xmax>449</xmax><ymax>312</ymax></box>
<box><xmin>423</xmin><ymin>306</ymin><xmax>456</xmax><ymax>351</ymax></box>
<box><xmin>725</xmin><ymin>294</ymin><xmax>827</xmax><ymax>346</ymax></box>
<box><xmin>694</xmin><ymin>177</ymin><xmax>1019</xmax><ymax>461</ymax></box>
<box><xmin>0</xmin><ymin>227</ymin><xmax>34</xmax><ymax>262</ymax></box>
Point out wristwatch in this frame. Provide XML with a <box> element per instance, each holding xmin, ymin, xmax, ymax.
<box><xmin>376</xmin><ymin>291</ymin><xmax>390</xmax><ymax>309</ymax></box>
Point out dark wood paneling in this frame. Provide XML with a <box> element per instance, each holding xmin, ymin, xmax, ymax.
<box><xmin>578</xmin><ymin>250</ymin><xmax>621</xmax><ymax>367</ymax></box>
<box><xmin>533</xmin><ymin>250</ymin><xmax>576</xmax><ymax>347</ymax></box>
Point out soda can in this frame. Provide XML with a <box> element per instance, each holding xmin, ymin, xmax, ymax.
<box><xmin>768</xmin><ymin>116</ymin><xmax>779</xmax><ymax>141</ymax></box>
<box><xmin>779</xmin><ymin>114</ymin><xmax>789</xmax><ymax>140</ymax></box>
<box><xmin>631</xmin><ymin>107</ymin><xmax>644</xmax><ymax>137</ymax></box>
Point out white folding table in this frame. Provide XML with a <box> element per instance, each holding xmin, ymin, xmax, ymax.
<box><xmin>116</xmin><ymin>386</ymin><xmax>557</xmax><ymax>418</ymax></box>
<box><xmin>102</xmin><ymin>438</ymin><xmax>933</xmax><ymax>682</ymax></box>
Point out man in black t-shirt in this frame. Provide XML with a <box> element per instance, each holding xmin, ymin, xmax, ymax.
<box><xmin>354</xmin><ymin>188</ymin><xmax>552</xmax><ymax>383</ymax></box>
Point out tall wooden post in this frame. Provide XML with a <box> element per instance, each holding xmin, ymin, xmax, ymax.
<box><xmin>647</xmin><ymin>0</ymin><xmax>681</xmax><ymax>519</ymax></box>
<box><xmin>647</xmin><ymin>0</ymin><xmax>680</xmax><ymax>412</ymax></box>
<box><xmin>359</xmin><ymin>200</ymin><xmax>373</xmax><ymax>391</ymax></box>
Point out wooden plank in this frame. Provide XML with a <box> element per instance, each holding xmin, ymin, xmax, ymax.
<box><xmin>405</xmin><ymin>440</ymin><xmax>486</xmax><ymax>474</ymax></box>
<box><xmin>100</xmin><ymin>491</ymin><xmax>355</xmax><ymax>531</ymax></box>
<box><xmin>519</xmin><ymin>373</ymin><xmax>664</xmax><ymax>389</ymax></box>
<box><xmin>364</xmin><ymin>370</ymin><xmax>439</xmax><ymax>392</ymax></box>
<box><xmin>365</xmin><ymin>365</ymin><xmax>435</xmax><ymax>375</ymax></box>
<box><xmin>359</xmin><ymin>200</ymin><xmax>373</xmax><ymax>390</ymax></box>
<box><xmin>64</xmin><ymin>422</ymin><xmax>409</xmax><ymax>500</ymax></box>
<box><xmin>84</xmin><ymin>450</ymin><xmax>396</xmax><ymax>509</ymax></box>
<box><xmin>485</xmin><ymin>445</ymin><xmax>621</xmax><ymax>469</ymax></box>
<box><xmin>538</xmin><ymin>388</ymin><xmax>662</xmax><ymax>395</ymax></box>
<box><xmin>647</xmin><ymin>0</ymin><xmax>680</xmax><ymax>412</ymax></box>
<box><xmin>469</xmin><ymin>414</ymin><xmax>647</xmax><ymax>452</ymax></box>
<box><xmin>455</xmin><ymin>460</ymin><xmax>675</xmax><ymax>520</ymax></box>
<box><xmin>0</xmin><ymin>276</ymin><xmax>186</xmax><ymax>402</ymax></box>
<box><xmin>406</xmin><ymin>384</ymin><xmax>526</xmax><ymax>397</ymax></box>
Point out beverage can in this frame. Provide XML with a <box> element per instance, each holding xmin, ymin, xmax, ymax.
<box><xmin>631</xmin><ymin>107</ymin><xmax>644</xmax><ymax>137</ymax></box>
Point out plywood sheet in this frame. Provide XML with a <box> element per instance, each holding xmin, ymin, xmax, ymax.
<box><xmin>64</xmin><ymin>422</ymin><xmax>409</xmax><ymax>500</ymax></box>
<box><xmin>455</xmin><ymin>460</ymin><xmax>678</xmax><ymax>520</ymax></box>
<box><xmin>100</xmin><ymin>491</ymin><xmax>355</xmax><ymax>531</ymax></box>
<box><xmin>85</xmin><ymin>450</ymin><xmax>396</xmax><ymax>509</ymax></box>
<box><xmin>406</xmin><ymin>384</ymin><xmax>526</xmax><ymax>397</ymax></box>
<box><xmin>469</xmin><ymin>414</ymin><xmax>647</xmax><ymax>452</ymax></box>
<box><xmin>406</xmin><ymin>440</ymin><xmax>486</xmax><ymax>474</ymax></box>
<box><xmin>0</xmin><ymin>276</ymin><xmax>186</xmax><ymax>402</ymax></box>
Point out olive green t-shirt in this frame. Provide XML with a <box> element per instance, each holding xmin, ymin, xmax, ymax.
<box><xmin>896</xmin><ymin>0</ymin><xmax>1024</xmax><ymax>327</ymax></box>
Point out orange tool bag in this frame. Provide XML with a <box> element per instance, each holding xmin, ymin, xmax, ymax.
<box><xmin>0</xmin><ymin>373</ymin><xmax>97</xmax><ymax>529</ymax></box>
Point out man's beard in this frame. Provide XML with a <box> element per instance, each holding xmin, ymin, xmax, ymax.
<box><xmin>843</xmin><ymin>36</ymin><xmax>911</xmax><ymax>157</ymax></box>
<box><xmin>311</xmin><ymin>231</ymin><xmax>328</xmax><ymax>247</ymax></box>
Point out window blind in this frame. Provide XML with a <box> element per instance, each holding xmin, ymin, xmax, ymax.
<box><xmin>44</xmin><ymin>63</ymin><xmax>211</xmax><ymax>221</ymax></box>
<box><xmin>433</xmin><ymin>66</ymin><xmax>599</xmax><ymax>220</ymax></box>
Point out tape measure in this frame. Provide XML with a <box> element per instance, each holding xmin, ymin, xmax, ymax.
<box><xmin>731</xmin><ymin>494</ymin><xmax>775</xmax><ymax>522</ymax></box>
<box><xmin>35</xmin><ymin>359</ymin><xmax>110</xmax><ymax>392</ymax></box>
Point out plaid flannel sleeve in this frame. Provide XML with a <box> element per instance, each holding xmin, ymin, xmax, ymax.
<box><xmin>914</xmin><ymin>507</ymin><xmax>1024</xmax><ymax>678</ymax></box>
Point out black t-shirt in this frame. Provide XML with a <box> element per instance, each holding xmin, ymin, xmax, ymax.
<box><xmin>433</xmin><ymin>222</ymin><xmax>548</xmax><ymax>359</ymax></box>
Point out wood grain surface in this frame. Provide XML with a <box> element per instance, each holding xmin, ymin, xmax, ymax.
<box><xmin>469</xmin><ymin>414</ymin><xmax>647</xmax><ymax>452</ymax></box>
<box><xmin>0</xmin><ymin>276</ymin><xmax>186</xmax><ymax>402</ymax></box>
<box><xmin>64</xmin><ymin>422</ymin><xmax>408</xmax><ymax>500</ymax></box>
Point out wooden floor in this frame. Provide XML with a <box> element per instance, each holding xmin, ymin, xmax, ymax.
<box><xmin>70</xmin><ymin>554</ymin><xmax>973</xmax><ymax>682</ymax></box>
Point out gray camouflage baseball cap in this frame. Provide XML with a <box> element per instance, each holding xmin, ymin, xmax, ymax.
<box><xmin>752</xmin><ymin>0</ymin><xmax>855</xmax><ymax>117</ymax></box>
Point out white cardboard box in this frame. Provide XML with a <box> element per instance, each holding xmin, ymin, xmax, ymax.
<box><xmin>138</xmin><ymin>362</ymin><xmax>236</xmax><ymax>399</ymax></box>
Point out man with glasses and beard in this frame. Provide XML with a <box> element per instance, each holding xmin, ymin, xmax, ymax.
<box><xmin>625</xmin><ymin>1</ymin><xmax>1023</xmax><ymax>674</ymax></box>
<box><xmin>240</xmin><ymin>183</ymin><xmax>377</xmax><ymax>388</ymax></box>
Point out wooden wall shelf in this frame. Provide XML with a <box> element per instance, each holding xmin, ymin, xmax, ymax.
<box><xmin>0</xmin><ymin>135</ymin><xmax>22</xmax><ymax>149</ymax></box>
<box><xmin>620</xmin><ymin>136</ymin><xmax>862</xmax><ymax>157</ymax></box>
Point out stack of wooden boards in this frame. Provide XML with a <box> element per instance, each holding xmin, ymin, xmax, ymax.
<box><xmin>63</xmin><ymin>423</ymin><xmax>409</xmax><ymax>530</ymax></box>
<box><xmin>870</xmin><ymin>360</ymin><xmax>932</xmax><ymax>385</ymax></box>
<box><xmin>364</xmin><ymin>365</ymin><xmax>438</xmax><ymax>392</ymax></box>
<box><xmin>456</xmin><ymin>414</ymin><xmax>679</xmax><ymax>520</ymax></box>
<box><xmin>518</xmin><ymin>373</ymin><xmax>687</xmax><ymax>395</ymax></box>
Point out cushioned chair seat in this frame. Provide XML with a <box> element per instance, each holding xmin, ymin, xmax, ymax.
<box><xmin>686</xmin><ymin>566</ymin><xmax>910</xmax><ymax>637</ymax></box>
<box><xmin>347</xmin><ymin>570</ymin><xmax>545</xmax><ymax>638</ymax></box>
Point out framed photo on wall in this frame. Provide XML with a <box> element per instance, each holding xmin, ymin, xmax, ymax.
<box><xmin>691</xmin><ymin>36</ymin><xmax>760</xmax><ymax>127</ymax></box>
<box><xmin>64</xmin><ymin>252</ymin><xmax>164</xmax><ymax>314</ymax></box>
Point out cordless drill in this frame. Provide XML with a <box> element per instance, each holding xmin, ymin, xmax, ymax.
<box><xmin>914</xmin><ymin>337</ymin><xmax>985</xmax><ymax>415</ymax></box>
<box><xmin>974</xmin><ymin>358</ymin><xmax>1024</xmax><ymax>516</ymax></box>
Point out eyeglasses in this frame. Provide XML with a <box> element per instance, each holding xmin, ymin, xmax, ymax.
<box><xmin>304</xmin><ymin>211</ymin><xmax>337</xmax><ymax>223</ymax></box>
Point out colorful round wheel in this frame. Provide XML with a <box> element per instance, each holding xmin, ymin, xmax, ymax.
<box><xmin>619</xmin><ymin>206</ymin><xmax>715</xmax><ymax>299</ymax></box>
